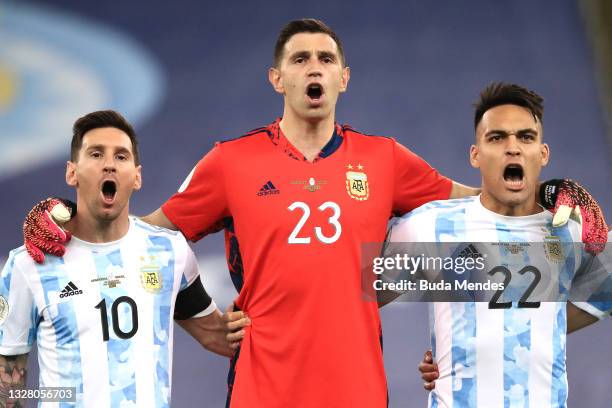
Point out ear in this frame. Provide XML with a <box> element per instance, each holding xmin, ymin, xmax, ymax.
<box><xmin>339</xmin><ymin>66</ymin><xmax>351</xmax><ymax>93</ymax></box>
<box><xmin>469</xmin><ymin>144</ymin><xmax>480</xmax><ymax>168</ymax></box>
<box><xmin>268</xmin><ymin>67</ymin><xmax>284</xmax><ymax>94</ymax></box>
<box><xmin>66</xmin><ymin>161</ymin><xmax>77</xmax><ymax>186</ymax></box>
<box><xmin>540</xmin><ymin>143</ymin><xmax>550</xmax><ymax>167</ymax></box>
<box><xmin>133</xmin><ymin>165</ymin><xmax>142</xmax><ymax>191</ymax></box>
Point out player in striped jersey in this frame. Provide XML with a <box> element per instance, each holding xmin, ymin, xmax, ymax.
<box><xmin>0</xmin><ymin>111</ymin><xmax>234</xmax><ymax>407</ymax></box>
<box><xmin>387</xmin><ymin>83</ymin><xmax>611</xmax><ymax>407</ymax></box>
<box><xmin>417</xmin><ymin>232</ymin><xmax>612</xmax><ymax>398</ymax></box>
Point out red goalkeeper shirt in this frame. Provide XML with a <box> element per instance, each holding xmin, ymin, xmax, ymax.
<box><xmin>162</xmin><ymin>119</ymin><xmax>452</xmax><ymax>408</ymax></box>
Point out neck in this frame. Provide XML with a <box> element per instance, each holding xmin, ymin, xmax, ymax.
<box><xmin>480</xmin><ymin>191</ymin><xmax>542</xmax><ymax>216</ymax></box>
<box><xmin>67</xmin><ymin>206</ymin><xmax>130</xmax><ymax>243</ymax></box>
<box><xmin>279</xmin><ymin>109</ymin><xmax>335</xmax><ymax>161</ymax></box>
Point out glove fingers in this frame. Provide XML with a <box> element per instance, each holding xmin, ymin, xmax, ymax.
<box><xmin>25</xmin><ymin>240</ymin><xmax>45</xmax><ymax>264</ymax></box>
<box><xmin>585</xmin><ymin>242</ymin><xmax>606</xmax><ymax>255</ymax></box>
<box><xmin>581</xmin><ymin>204</ymin><xmax>607</xmax><ymax>255</ymax></box>
<box><xmin>28</xmin><ymin>235</ymin><xmax>66</xmax><ymax>259</ymax></box>
<box><xmin>24</xmin><ymin>199</ymin><xmax>63</xmax><ymax>241</ymax></box>
<box><xmin>39</xmin><ymin>198</ymin><xmax>71</xmax><ymax>241</ymax></box>
<box><xmin>545</xmin><ymin>180</ymin><xmax>607</xmax><ymax>254</ymax></box>
<box><xmin>42</xmin><ymin>211</ymin><xmax>68</xmax><ymax>242</ymax></box>
<box><xmin>27</xmin><ymin>208</ymin><xmax>69</xmax><ymax>243</ymax></box>
<box><xmin>28</xmin><ymin>215</ymin><xmax>64</xmax><ymax>243</ymax></box>
<box><xmin>23</xmin><ymin>198</ymin><xmax>73</xmax><ymax>263</ymax></box>
<box><xmin>46</xmin><ymin>241</ymin><xmax>67</xmax><ymax>258</ymax></box>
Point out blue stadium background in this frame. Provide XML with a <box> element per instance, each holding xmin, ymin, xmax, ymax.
<box><xmin>1</xmin><ymin>0</ymin><xmax>610</xmax><ymax>406</ymax></box>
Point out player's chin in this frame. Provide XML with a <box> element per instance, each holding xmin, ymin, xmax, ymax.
<box><xmin>303</xmin><ymin>105</ymin><xmax>331</xmax><ymax>119</ymax></box>
<box><xmin>95</xmin><ymin>206</ymin><xmax>122</xmax><ymax>222</ymax></box>
<box><xmin>499</xmin><ymin>190</ymin><xmax>530</xmax><ymax>208</ymax></box>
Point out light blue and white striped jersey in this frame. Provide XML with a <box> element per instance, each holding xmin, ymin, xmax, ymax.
<box><xmin>389</xmin><ymin>196</ymin><xmax>609</xmax><ymax>408</ymax></box>
<box><xmin>0</xmin><ymin>217</ymin><xmax>216</xmax><ymax>407</ymax></box>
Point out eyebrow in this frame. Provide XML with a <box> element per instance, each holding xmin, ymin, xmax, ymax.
<box><xmin>86</xmin><ymin>144</ymin><xmax>133</xmax><ymax>155</ymax></box>
<box><xmin>317</xmin><ymin>51</ymin><xmax>337</xmax><ymax>61</ymax></box>
<box><xmin>288</xmin><ymin>50</ymin><xmax>338</xmax><ymax>61</ymax></box>
<box><xmin>485</xmin><ymin>128</ymin><xmax>538</xmax><ymax>136</ymax></box>
<box><xmin>289</xmin><ymin>50</ymin><xmax>311</xmax><ymax>60</ymax></box>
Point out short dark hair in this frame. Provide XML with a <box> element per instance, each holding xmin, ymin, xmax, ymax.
<box><xmin>71</xmin><ymin>110</ymin><xmax>140</xmax><ymax>165</ymax></box>
<box><xmin>474</xmin><ymin>82</ymin><xmax>544</xmax><ymax>129</ymax></box>
<box><xmin>273</xmin><ymin>18</ymin><xmax>346</xmax><ymax>67</ymax></box>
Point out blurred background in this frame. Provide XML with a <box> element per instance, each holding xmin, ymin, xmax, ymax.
<box><xmin>1</xmin><ymin>0</ymin><xmax>610</xmax><ymax>406</ymax></box>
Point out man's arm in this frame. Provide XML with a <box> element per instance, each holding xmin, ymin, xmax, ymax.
<box><xmin>449</xmin><ymin>181</ymin><xmax>480</xmax><ymax>199</ymax></box>
<box><xmin>173</xmin><ymin>244</ymin><xmax>249</xmax><ymax>357</ymax></box>
<box><xmin>0</xmin><ymin>354</ymin><xmax>28</xmax><ymax>408</ymax></box>
<box><xmin>176</xmin><ymin>309</ymin><xmax>239</xmax><ymax>358</ymax></box>
<box><xmin>448</xmin><ymin>179</ymin><xmax>597</xmax><ymax>207</ymax></box>
<box><xmin>141</xmin><ymin>208</ymin><xmax>179</xmax><ymax>230</ymax></box>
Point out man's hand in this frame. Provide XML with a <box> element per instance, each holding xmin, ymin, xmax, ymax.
<box><xmin>23</xmin><ymin>198</ymin><xmax>75</xmax><ymax>264</ymax></box>
<box><xmin>418</xmin><ymin>351</ymin><xmax>439</xmax><ymax>391</ymax></box>
<box><xmin>540</xmin><ymin>179</ymin><xmax>607</xmax><ymax>254</ymax></box>
<box><xmin>223</xmin><ymin>304</ymin><xmax>251</xmax><ymax>349</ymax></box>
<box><xmin>0</xmin><ymin>354</ymin><xmax>28</xmax><ymax>407</ymax></box>
<box><xmin>177</xmin><ymin>308</ymin><xmax>246</xmax><ymax>358</ymax></box>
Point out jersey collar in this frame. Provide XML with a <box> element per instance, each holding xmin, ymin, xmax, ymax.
<box><xmin>265</xmin><ymin>118</ymin><xmax>345</xmax><ymax>162</ymax></box>
<box><xmin>69</xmin><ymin>217</ymin><xmax>135</xmax><ymax>251</ymax></box>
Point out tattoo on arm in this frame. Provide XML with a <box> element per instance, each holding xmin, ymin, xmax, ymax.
<box><xmin>0</xmin><ymin>354</ymin><xmax>28</xmax><ymax>408</ymax></box>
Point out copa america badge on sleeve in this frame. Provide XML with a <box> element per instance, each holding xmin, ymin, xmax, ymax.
<box><xmin>0</xmin><ymin>295</ymin><xmax>9</xmax><ymax>325</ymax></box>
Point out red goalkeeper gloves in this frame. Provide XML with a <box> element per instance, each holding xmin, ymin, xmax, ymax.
<box><xmin>540</xmin><ymin>179</ymin><xmax>608</xmax><ymax>254</ymax></box>
<box><xmin>23</xmin><ymin>198</ymin><xmax>76</xmax><ymax>263</ymax></box>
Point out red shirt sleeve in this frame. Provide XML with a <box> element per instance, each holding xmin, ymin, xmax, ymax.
<box><xmin>161</xmin><ymin>144</ymin><xmax>229</xmax><ymax>241</ymax></box>
<box><xmin>392</xmin><ymin>140</ymin><xmax>452</xmax><ymax>215</ymax></box>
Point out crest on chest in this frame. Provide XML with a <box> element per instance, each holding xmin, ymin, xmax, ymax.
<box><xmin>345</xmin><ymin>163</ymin><xmax>369</xmax><ymax>201</ymax></box>
<box><xmin>139</xmin><ymin>256</ymin><xmax>163</xmax><ymax>293</ymax></box>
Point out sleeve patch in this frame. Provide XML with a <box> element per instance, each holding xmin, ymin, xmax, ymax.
<box><xmin>0</xmin><ymin>296</ymin><xmax>9</xmax><ymax>326</ymax></box>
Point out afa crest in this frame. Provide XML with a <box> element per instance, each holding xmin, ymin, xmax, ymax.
<box><xmin>140</xmin><ymin>257</ymin><xmax>162</xmax><ymax>293</ymax></box>
<box><xmin>346</xmin><ymin>164</ymin><xmax>369</xmax><ymax>201</ymax></box>
<box><xmin>543</xmin><ymin>236</ymin><xmax>564</xmax><ymax>263</ymax></box>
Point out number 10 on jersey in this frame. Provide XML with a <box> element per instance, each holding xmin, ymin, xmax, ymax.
<box><xmin>95</xmin><ymin>296</ymin><xmax>139</xmax><ymax>341</ymax></box>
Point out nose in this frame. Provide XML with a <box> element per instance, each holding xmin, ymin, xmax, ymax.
<box><xmin>307</xmin><ymin>59</ymin><xmax>322</xmax><ymax>77</ymax></box>
<box><xmin>505</xmin><ymin>135</ymin><xmax>521</xmax><ymax>157</ymax></box>
<box><xmin>103</xmin><ymin>157</ymin><xmax>117</xmax><ymax>173</ymax></box>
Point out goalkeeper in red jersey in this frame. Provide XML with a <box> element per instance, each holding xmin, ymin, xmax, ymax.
<box><xmin>22</xmin><ymin>19</ymin><xmax>607</xmax><ymax>408</ymax></box>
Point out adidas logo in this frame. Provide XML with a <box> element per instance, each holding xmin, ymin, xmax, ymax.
<box><xmin>256</xmin><ymin>180</ymin><xmax>280</xmax><ymax>196</ymax></box>
<box><xmin>458</xmin><ymin>244</ymin><xmax>482</xmax><ymax>260</ymax></box>
<box><xmin>59</xmin><ymin>281</ymin><xmax>83</xmax><ymax>298</ymax></box>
